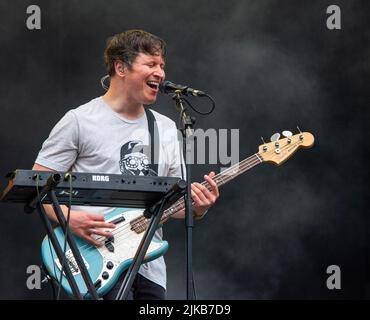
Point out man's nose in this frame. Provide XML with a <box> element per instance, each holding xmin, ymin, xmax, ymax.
<box><xmin>153</xmin><ymin>67</ymin><xmax>165</xmax><ymax>81</ymax></box>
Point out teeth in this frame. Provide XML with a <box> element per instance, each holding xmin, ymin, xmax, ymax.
<box><xmin>147</xmin><ymin>81</ymin><xmax>159</xmax><ymax>88</ymax></box>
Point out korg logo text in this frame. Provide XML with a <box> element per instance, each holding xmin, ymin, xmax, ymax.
<box><xmin>92</xmin><ymin>175</ymin><xmax>109</xmax><ymax>182</ymax></box>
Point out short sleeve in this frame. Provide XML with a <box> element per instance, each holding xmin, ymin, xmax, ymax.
<box><xmin>35</xmin><ymin>110</ymin><xmax>79</xmax><ymax>171</ymax></box>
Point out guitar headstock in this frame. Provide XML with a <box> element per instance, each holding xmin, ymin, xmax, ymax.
<box><xmin>258</xmin><ymin>130</ymin><xmax>314</xmax><ymax>166</ymax></box>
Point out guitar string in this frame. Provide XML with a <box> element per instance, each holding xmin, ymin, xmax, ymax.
<box><xmin>60</xmin><ymin>139</ymin><xmax>299</xmax><ymax>259</ymax></box>
<box><xmin>67</xmin><ymin>155</ymin><xmax>263</xmax><ymax>257</ymax></box>
<box><xmin>71</xmin><ymin>141</ymin><xmax>292</xmax><ymax>258</ymax></box>
<box><xmin>94</xmin><ymin>138</ymin><xmax>298</xmax><ymax>244</ymax></box>
<box><xmin>74</xmin><ymin>152</ymin><xmax>271</xmax><ymax>257</ymax></box>
<box><xmin>76</xmin><ymin>157</ymin><xmax>260</xmax><ymax>257</ymax></box>
<box><xmin>106</xmin><ymin>142</ymin><xmax>278</xmax><ymax>237</ymax></box>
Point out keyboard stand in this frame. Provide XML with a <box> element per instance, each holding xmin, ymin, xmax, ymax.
<box><xmin>26</xmin><ymin>173</ymin><xmax>100</xmax><ymax>300</ymax></box>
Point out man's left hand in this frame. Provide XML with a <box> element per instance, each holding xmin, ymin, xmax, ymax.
<box><xmin>191</xmin><ymin>171</ymin><xmax>219</xmax><ymax>219</ymax></box>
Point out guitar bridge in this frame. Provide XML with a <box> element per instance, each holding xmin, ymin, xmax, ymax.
<box><xmin>54</xmin><ymin>249</ymin><xmax>89</xmax><ymax>276</ymax></box>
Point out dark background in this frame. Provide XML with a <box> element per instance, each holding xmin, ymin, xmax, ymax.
<box><xmin>0</xmin><ymin>0</ymin><xmax>369</xmax><ymax>299</ymax></box>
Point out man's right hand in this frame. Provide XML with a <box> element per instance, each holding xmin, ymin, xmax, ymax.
<box><xmin>31</xmin><ymin>164</ymin><xmax>116</xmax><ymax>247</ymax></box>
<box><xmin>68</xmin><ymin>211</ymin><xmax>116</xmax><ymax>247</ymax></box>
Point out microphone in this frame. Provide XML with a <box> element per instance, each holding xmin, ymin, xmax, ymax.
<box><xmin>159</xmin><ymin>80</ymin><xmax>206</xmax><ymax>97</ymax></box>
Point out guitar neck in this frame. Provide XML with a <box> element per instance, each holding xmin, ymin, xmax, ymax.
<box><xmin>161</xmin><ymin>153</ymin><xmax>263</xmax><ymax>221</ymax></box>
<box><xmin>130</xmin><ymin>153</ymin><xmax>264</xmax><ymax>232</ymax></box>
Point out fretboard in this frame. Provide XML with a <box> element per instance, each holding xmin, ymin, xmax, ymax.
<box><xmin>131</xmin><ymin>153</ymin><xmax>264</xmax><ymax>233</ymax></box>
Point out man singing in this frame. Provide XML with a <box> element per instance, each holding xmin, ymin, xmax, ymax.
<box><xmin>33</xmin><ymin>29</ymin><xmax>219</xmax><ymax>299</ymax></box>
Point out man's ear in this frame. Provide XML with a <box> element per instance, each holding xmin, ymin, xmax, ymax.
<box><xmin>114</xmin><ymin>61</ymin><xmax>126</xmax><ymax>76</ymax></box>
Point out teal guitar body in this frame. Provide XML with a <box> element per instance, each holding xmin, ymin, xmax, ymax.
<box><xmin>41</xmin><ymin>207</ymin><xmax>168</xmax><ymax>298</ymax></box>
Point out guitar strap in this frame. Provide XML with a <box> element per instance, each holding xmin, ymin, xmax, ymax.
<box><xmin>144</xmin><ymin>108</ymin><xmax>159</xmax><ymax>175</ymax></box>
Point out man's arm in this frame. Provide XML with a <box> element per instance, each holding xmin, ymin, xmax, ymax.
<box><xmin>32</xmin><ymin>163</ymin><xmax>115</xmax><ymax>246</ymax></box>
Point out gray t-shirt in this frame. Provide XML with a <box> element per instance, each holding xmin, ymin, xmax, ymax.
<box><xmin>35</xmin><ymin>96</ymin><xmax>184</xmax><ymax>290</ymax></box>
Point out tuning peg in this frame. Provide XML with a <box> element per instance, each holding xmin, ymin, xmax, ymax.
<box><xmin>282</xmin><ymin>130</ymin><xmax>293</xmax><ymax>144</ymax></box>
<box><xmin>282</xmin><ymin>130</ymin><xmax>292</xmax><ymax>137</ymax></box>
<box><xmin>270</xmin><ymin>133</ymin><xmax>280</xmax><ymax>142</ymax></box>
<box><xmin>261</xmin><ymin>137</ymin><xmax>268</xmax><ymax>151</ymax></box>
<box><xmin>296</xmin><ymin>126</ymin><xmax>304</xmax><ymax>140</ymax></box>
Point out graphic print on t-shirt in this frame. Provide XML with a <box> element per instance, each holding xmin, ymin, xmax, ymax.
<box><xmin>119</xmin><ymin>140</ymin><xmax>157</xmax><ymax>176</ymax></box>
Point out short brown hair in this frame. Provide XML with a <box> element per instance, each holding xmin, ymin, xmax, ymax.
<box><xmin>104</xmin><ymin>29</ymin><xmax>166</xmax><ymax>76</ymax></box>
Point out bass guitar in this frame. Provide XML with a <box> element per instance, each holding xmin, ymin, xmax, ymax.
<box><xmin>41</xmin><ymin>130</ymin><xmax>314</xmax><ymax>298</ymax></box>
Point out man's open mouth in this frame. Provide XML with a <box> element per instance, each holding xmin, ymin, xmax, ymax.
<box><xmin>146</xmin><ymin>81</ymin><xmax>159</xmax><ymax>90</ymax></box>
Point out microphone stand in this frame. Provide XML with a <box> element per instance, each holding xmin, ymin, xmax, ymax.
<box><xmin>172</xmin><ymin>90</ymin><xmax>196</xmax><ymax>300</ymax></box>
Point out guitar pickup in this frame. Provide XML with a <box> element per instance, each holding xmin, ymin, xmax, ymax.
<box><xmin>105</xmin><ymin>236</ymin><xmax>114</xmax><ymax>252</ymax></box>
<box><xmin>110</xmin><ymin>216</ymin><xmax>125</xmax><ymax>225</ymax></box>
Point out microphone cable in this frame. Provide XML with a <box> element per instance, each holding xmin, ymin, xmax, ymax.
<box><xmin>179</xmin><ymin>94</ymin><xmax>215</xmax><ymax>116</ymax></box>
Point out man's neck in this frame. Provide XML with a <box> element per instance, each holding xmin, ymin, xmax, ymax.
<box><xmin>102</xmin><ymin>80</ymin><xmax>144</xmax><ymax>120</ymax></box>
